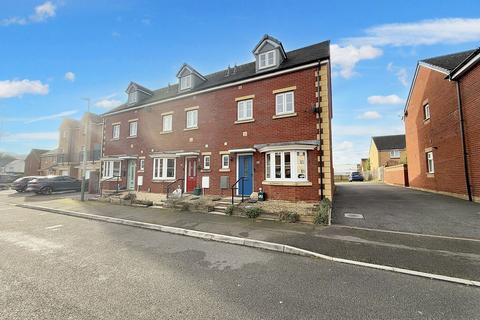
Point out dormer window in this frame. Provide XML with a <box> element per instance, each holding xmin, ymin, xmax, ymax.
<box><xmin>259</xmin><ymin>50</ymin><xmax>276</xmax><ymax>69</ymax></box>
<box><xmin>180</xmin><ymin>75</ymin><xmax>192</xmax><ymax>90</ymax></box>
<box><xmin>128</xmin><ymin>91</ymin><xmax>138</xmax><ymax>105</ymax></box>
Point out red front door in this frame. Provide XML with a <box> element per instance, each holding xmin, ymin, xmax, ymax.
<box><xmin>186</xmin><ymin>158</ymin><xmax>197</xmax><ymax>192</ymax></box>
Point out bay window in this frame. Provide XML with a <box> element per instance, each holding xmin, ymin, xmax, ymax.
<box><xmin>265</xmin><ymin>151</ymin><xmax>307</xmax><ymax>181</ymax></box>
<box><xmin>153</xmin><ymin>158</ymin><xmax>176</xmax><ymax>180</ymax></box>
<box><xmin>102</xmin><ymin>160</ymin><xmax>121</xmax><ymax>178</ymax></box>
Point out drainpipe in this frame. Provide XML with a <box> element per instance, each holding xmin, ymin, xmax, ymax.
<box><xmin>317</xmin><ymin>61</ymin><xmax>324</xmax><ymax>200</ymax></box>
<box><xmin>454</xmin><ymin>80</ymin><xmax>473</xmax><ymax>202</ymax></box>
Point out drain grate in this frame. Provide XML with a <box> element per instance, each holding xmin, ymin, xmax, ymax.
<box><xmin>344</xmin><ymin>213</ymin><xmax>364</xmax><ymax>219</ymax></box>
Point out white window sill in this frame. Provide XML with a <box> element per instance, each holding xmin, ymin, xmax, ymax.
<box><xmin>234</xmin><ymin>118</ymin><xmax>255</xmax><ymax>124</ymax></box>
<box><xmin>272</xmin><ymin>112</ymin><xmax>297</xmax><ymax>119</ymax></box>
<box><xmin>201</xmin><ymin>169</ymin><xmax>211</xmax><ymax>173</ymax></box>
<box><xmin>101</xmin><ymin>178</ymin><xmax>123</xmax><ymax>182</ymax></box>
<box><xmin>110</xmin><ymin>138</ymin><xmax>120</xmax><ymax>141</ymax></box>
<box><xmin>184</xmin><ymin>127</ymin><xmax>199</xmax><ymax>131</ymax></box>
<box><xmin>219</xmin><ymin>168</ymin><xmax>230</xmax><ymax>172</ymax></box>
<box><xmin>426</xmin><ymin>173</ymin><xmax>435</xmax><ymax>178</ymax></box>
<box><xmin>127</xmin><ymin>136</ymin><xmax>137</xmax><ymax>139</ymax></box>
<box><xmin>152</xmin><ymin>178</ymin><xmax>176</xmax><ymax>183</ymax></box>
<box><xmin>137</xmin><ymin>170</ymin><xmax>144</xmax><ymax>173</ymax></box>
<box><xmin>262</xmin><ymin>180</ymin><xmax>312</xmax><ymax>186</ymax></box>
<box><xmin>160</xmin><ymin>130</ymin><xmax>173</xmax><ymax>135</ymax></box>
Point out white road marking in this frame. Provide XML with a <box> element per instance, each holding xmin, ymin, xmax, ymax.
<box><xmin>0</xmin><ymin>231</ymin><xmax>62</xmax><ymax>252</ymax></box>
<box><xmin>45</xmin><ymin>224</ymin><xmax>63</xmax><ymax>230</ymax></box>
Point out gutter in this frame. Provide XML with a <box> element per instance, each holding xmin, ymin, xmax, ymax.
<box><xmin>454</xmin><ymin>80</ymin><xmax>473</xmax><ymax>202</ymax></box>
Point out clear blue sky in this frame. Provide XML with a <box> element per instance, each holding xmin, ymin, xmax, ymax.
<box><xmin>1</xmin><ymin>0</ymin><xmax>479</xmax><ymax>172</ymax></box>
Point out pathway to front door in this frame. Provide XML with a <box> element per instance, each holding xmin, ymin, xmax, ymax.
<box><xmin>127</xmin><ymin>160</ymin><xmax>136</xmax><ymax>191</ymax></box>
<box><xmin>238</xmin><ymin>155</ymin><xmax>253</xmax><ymax>196</ymax></box>
<box><xmin>186</xmin><ymin>158</ymin><xmax>197</xmax><ymax>193</ymax></box>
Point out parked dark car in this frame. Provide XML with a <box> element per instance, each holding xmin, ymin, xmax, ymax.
<box><xmin>349</xmin><ymin>172</ymin><xmax>364</xmax><ymax>182</ymax></box>
<box><xmin>26</xmin><ymin>175</ymin><xmax>82</xmax><ymax>194</ymax></box>
<box><xmin>11</xmin><ymin>176</ymin><xmax>41</xmax><ymax>192</ymax></box>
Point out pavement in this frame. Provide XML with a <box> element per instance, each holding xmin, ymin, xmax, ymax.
<box><xmin>1</xmin><ymin>203</ymin><xmax>479</xmax><ymax>319</ymax></box>
<box><xmin>1</xmin><ymin>190</ymin><xmax>480</xmax><ymax>283</ymax></box>
<box><xmin>333</xmin><ymin>182</ymin><xmax>480</xmax><ymax>239</ymax></box>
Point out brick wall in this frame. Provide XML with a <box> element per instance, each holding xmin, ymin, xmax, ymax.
<box><xmin>405</xmin><ymin>65</ymin><xmax>478</xmax><ymax>201</ymax></box>
<box><xmin>459</xmin><ymin>62</ymin><xmax>480</xmax><ymax>201</ymax></box>
<box><xmin>24</xmin><ymin>152</ymin><xmax>41</xmax><ymax>176</ymax></box>
<box><xmin>384</xmin><ymin>164</ymin><xmax>409</xmax><ymax>187</ymax></box>
<box><xmin>102</xmin><ymin>65</ymin><xmax>333</xmax><ymax>202</ymax></box>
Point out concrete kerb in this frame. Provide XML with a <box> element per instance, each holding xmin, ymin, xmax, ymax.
<box><xmin>15</xmin><ymin>203</ymin><xmax>480</xmax><ymax>288</ymax></box>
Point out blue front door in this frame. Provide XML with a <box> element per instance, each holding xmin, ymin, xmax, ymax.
<box><xmin>238</xmin><ymin>155</ymin><xmax>253</xmax><ymax>196</ymax></box>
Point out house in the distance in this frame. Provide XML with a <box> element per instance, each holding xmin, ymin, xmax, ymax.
<box><xmin>100</xmin><ymin>35</ymin><xmax>334</xmax><ymax>202</ymax></box>
<box><xmin>368</xmin><ymin>134</ymin><xmax>406</xmax><ymax>180</ymax></box>
<box><xmin>404</xmin><ymin>48</ymin><xmax>480</xmax><ymax>202</ymax></box>
<box><xmin>1</xmin><ymin>159</ymin><xmax>25</xmax><ymax>174</ymax></box>
<box><xmin>24</xmin><ymin>149</ymin><xmax>49</xmax><ymax>176</ymax></box>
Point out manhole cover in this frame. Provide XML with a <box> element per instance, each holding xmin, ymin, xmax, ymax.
<box><xmin>344</xmin><ymin>213</ymin><xmax>364</xmax><ymax>219</ymax></box>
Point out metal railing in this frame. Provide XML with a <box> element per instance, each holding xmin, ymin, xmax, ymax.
<box><xmin>166</xmin><ymin>178</ymin><xmax>185</xmax><ymax>199</ymax></box>
<box><xmin>231</xmin><ymin>176</ymin><xmax>246</xmax><ymax>205</ymax></box>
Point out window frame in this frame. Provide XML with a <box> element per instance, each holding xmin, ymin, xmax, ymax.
<box><xmin>237</xmin><ymin>99</ymin><xmax>253</xmax><ymax>121</ymax></box>
<box><xmin>129</xmin><ymin>120</ymin><xmax>138</xmax><ymax>137</ymax></box>
<box><xmin>180</xmin><ymin>75</ymin><xmax>192</xmax><ymax>90</ymax></box>
<box><xmin>139</xmin><ymin>159</ymin><xmax>145</xmax><ymax>171</ymax></box>
<box><xmin>221</xmin><ymin>154</ymin><xmax>230</xmax><ymax>169</ymax></box>
<box><xmin>186</xmin><ymin>109</ymin><xmax>198</xmax><ymax>129</ymax></box>
<box><xmin>162</xmin><ymin>114</ymin><xmax>173</xmax><ymax>132</ymax></box>
<box><xmin>275</xmin><ymin>91</ymin><xmax>295</xmax><ymax>115</ymax></box>
<box><xmin>112</xmin><ymin>124</ymin><xmax>120</xmax><ymax>139</ymax></box>
<box><xmin>152</xmin><ymin>157</ymin><xmax>176</xmax><ymax>180</ymax></box>
<box><xmin>203</xmin><ymin>155</ymin><xmax>211</xmax><ymax>170</ymax></box>
<box><xmin>426</xmin><ymin>151</ymin><xmax>435</xmax><ymax>174</ymax></box>
<box><xmin>102</xmin><ymin>160</ymin><xmax>121</xmax><ymax>179</ymax></box>
<box><xmin>265</xmin><ymin>150</ymin><xmax>308</xmax><ymax>182</ymax></box>
<box><xmin>128</xmin><ymin>91</ymin><xmax>137</xmax><ymax>105</ymax></box>
<box><xmin>423</xmin><ymin>103</ymin><xmax>431</xmax><ymax>121</ymax></box>
<box><xmin>389</xmin><ymin>149</ymin><xmax>401</xmax><ymax>159</ymax></box>
<box><xmin>259</xmin><ymin>50</ymin><xmax>276</xmax><ymax>69</ymax></box>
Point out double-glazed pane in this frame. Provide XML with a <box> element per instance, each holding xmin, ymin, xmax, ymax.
<box><xmin>296</xmin><ymin>152</ymin><xmax>306</xmax><ymax>179</ymax></box>
<box><xmin>237</xmin><ymin>99</ymin><xmax>253</xmax><ymax>121</ymax></box>
<box><xmin>186</xmin><ymin>110</ymin><xmax>198</xmax><ymax>128</ymax></box>
<box><xmin>166</xmin><ymin>159</ymin><xmax>175</xmax><ymax>178</ymax></box>
<box><xmin>153</xmin><ymin>158</ymin><xmax>175</xmax><ymax>179</ymax></box>
<box><xmin>265</xmin><ymin>151</ymin><xmax>307</xmax><ymax>181</ymax></box>
<box><xmin>180</xmin><ymin>75</ymin><xmax>191</xmax><ymax>90</ymax></box>
<box><xmin>163</xmin><ymin>114</ymin><xmax>172</xmax><ymax>132</ymax></box>
<box><xmin>112</xmin><ymin>124</ymin><xmax>120</xmax><ymax>139</ymax></box>
<box><xmin>275</xmin><ymin>92</ymin><xmax>294</xmax><ymax>115</ymax></box>
<box><xmin>129</xmin><ymin>121</ymin><xmax>137</xmax><ymax>136</ymax></box>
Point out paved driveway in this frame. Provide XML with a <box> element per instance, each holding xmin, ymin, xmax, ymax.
<box><xmin>333</xmin><ymin>182</ymin><xmax>480</xmax><ymax>239</ymax></box>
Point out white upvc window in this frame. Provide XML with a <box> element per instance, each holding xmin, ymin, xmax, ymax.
<box><xmin>180</xmin><ymin>75</ymin><xmax>192</xmax><ymax>90</ymax></box>
<box><xmin>221</xmin><ymin>154</ymin><xmax>229</xmax><ymax>169</ymax></box>
<box><xmin>390</xmin><ymin>149</ymin><xmax>401</xmax><ymax>159</ymax></box>
<box><xmin>129</xmin><ymin>121</ymin><xmax>138</xmax><ymax>137</ymax></box>
<box><xmin>186</xmin><ymin>109</ymin><xmax>198</xmax><ymax>128</ymax></box>
<box><xmin>163</xmin><ymin>114</ymin><xmax>173</xmax><ymax>132</ymax></box>
<box><xmin>203</xmin><ymin>155</ymin><xmax>211</xmax><ymax>170</ymax></box>
<box><xmin>259</xmin><ymin>50</ymin><xmax>276</xmax><ymax>69</ymax></box>
<box><xmin>237</xmin><ymin>99</ymin><xmax>253</xmax><ymax>121</ymax></box>
<box><xmin>153</xmin><ymin>158</ymin><xmax>176</xmax><ymax>180</ymax></box>
<box><xmin>275</xmin><ymin>91</ymin><xmax>295</xmax><ymax>115</ymax></box>
<box><xmin>265</xmin><ymin>151</ymin><xmax>307</xmax><ymax>181</ymax></box>
<box><xmin>139</xmin><ymin>159</ymin><xmax>145</xmax><ymax>171</ymax></box>
<box><xmin>128</xmin><ymin>91</ymin><xmax>137</xmax><ymax>105</ymax></box>
<box><xmin>424</xmin><ymin>103</ymin><xmax>430</xmax><ymax>120</ymax></box>
<box><xmin>426</xmin><ymin>151</ymin><xmax>434</xmax><ymax>174</ymax></box>
<box><xmin>102</xmin><ymin>160</ymin><xmax>121</xmax><ymax>178</ymax></box>
<box><xmin>112</xmin><ymin>124</ymin><xmax>120</xmax><ymax>139</ymax></box>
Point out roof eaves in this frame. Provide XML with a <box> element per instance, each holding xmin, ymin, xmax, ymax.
<box><xmin>449</xmin><ymin>48</ymin><xmax>480</xmax><ymax>80</ymax></box>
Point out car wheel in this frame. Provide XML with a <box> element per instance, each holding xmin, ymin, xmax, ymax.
<box><xmin>41</xmin><ymin>186</ymin><xmax>53</xmax><ymax>195</ymax></box>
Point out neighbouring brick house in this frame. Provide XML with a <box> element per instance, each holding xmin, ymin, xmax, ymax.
<box><xmin>39</xmin><ymin>113</ymin><xmax>103</xmax><ymax>192</ymax></box>
<box><xmin>368</xmin><ymin>134</ymin><xmax>406</xmax><ymax>180</ymax></box>
<box><xmin>101</xmin><ymin>35</ymin><xmax>334</xmax><ymax>202</ymax></box>
<box><xmin>404</xmin><ymin>48</ymin><xmax>480</xmax><ymax>202</ymax></box>
<box><xmin>24</xmin><ymin>149</ymin><xmax>49</xmax><ymax>176</ymax></box>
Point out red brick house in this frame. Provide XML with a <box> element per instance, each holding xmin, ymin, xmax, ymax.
<box><xmin>101</xmin><ymin>35</ymin><xmax>333</xmax><ymax>202</ymax></box>
<box><xmin>404</xmin><ymin>48</ymin><xmax>480</xmax><ymax>202</ymax></box>
<box><xmin>24</xmin><ymin>149</ymin><xmax>49</xmax><ymax>176</ymax></box>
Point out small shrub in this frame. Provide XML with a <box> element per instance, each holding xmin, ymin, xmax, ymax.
<box><xmin>225</xmin><ymin>205</ymin><xmax>235</xmax><ymax>216</ymax></box>
<box><xmin>314</xmin><ymin>198</ymin><xmax>331</xmax><ymax>225</ymax></box>
<box><xmin>244</xmin><ymin>207</ymin><xmax>263</xmax><ymax>219</ymax></box>
<box><xmin>279</xmin><ymin>211</ymin><xmax>299</xmax><ymax>223</ymax></box>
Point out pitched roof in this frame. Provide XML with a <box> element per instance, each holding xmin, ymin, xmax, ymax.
<box><xmin>372</xmin><ymin>134</ymin><xmax>406</xmax><ymax>151</ymax></box>
<box><xmin>104</xmin><ymin>40</ymin><xmax>330</xmax><ymax>116</ymax></box>
<box><xmin>421</xmin><ymin>49</ymin><xmax>477</xmax><ymax>72</ymax></box>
